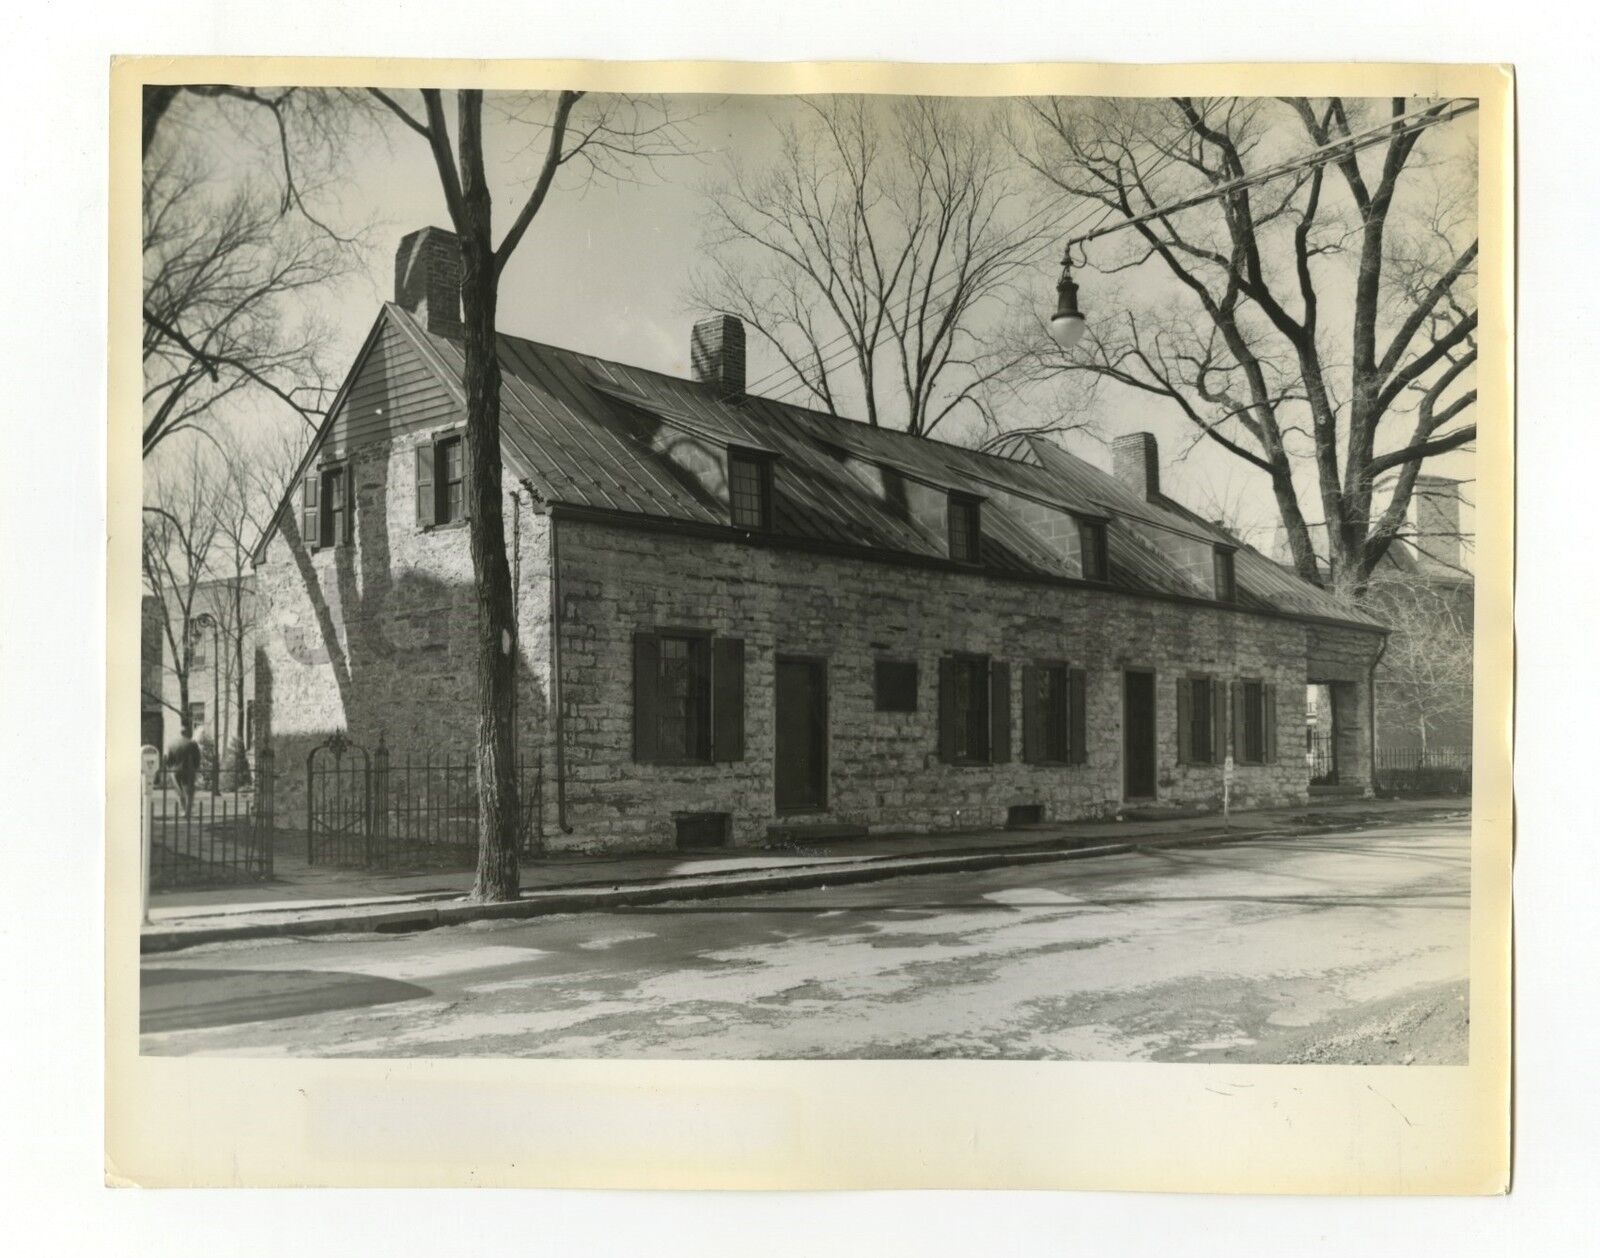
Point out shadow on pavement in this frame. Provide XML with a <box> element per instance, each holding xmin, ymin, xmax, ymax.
<box><xmin>141</xmin><ymin>967</ymin><xmax>432</xmax><ymax>1035</ymax></box>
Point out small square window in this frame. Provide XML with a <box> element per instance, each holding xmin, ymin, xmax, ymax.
<box><xmin>948</xmin><ymin>495</ymin><xmax>981</xmax><ymax>563</ymax></box>
<box><xmin>728</xmin><ymin>450</ymin><xmax>773</xmax><ymax>530</ymax></box>
<box><xmin>1213</xmin><ymin>547</ymin><xmax>1237</xmax><ymax>601</ymax></box>
<box><xmin>874</xmin><ymin>660</ymin><xmax>918</xmax><ymax>712</ymax></box>
<box><xmin>1080</xmin><ymin>518</ymin><xmax>1108</xmax><ymax>581</ymax></box>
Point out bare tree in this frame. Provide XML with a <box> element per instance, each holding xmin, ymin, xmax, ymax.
<box><xmin>141</xmin><ymin>86</ymin><xmax>371</xmax><ymax>455</ymax></box>
<box><xmin>366</xmin><ymin>88</ymin><xmax>692</xmax><ymax>902</ymax></box>
<box><xmin>1367</xmin><ymin>566</ymin><xmax>1474</xmax><ymax>752</ymax></box>
<box><xmin>142</xmin><ymin>443</ymin><xmax>222</xmax><ymax>736</ymax></box>
<box><xmin>1016</xmin><ymin>97</ymin><xmax>1477</xmax><ymax>597</ymax></box>
<box><xmin>692</xmin><ymin>97</ymin><xmax>1055</xmax><ymax>441</ymax></box>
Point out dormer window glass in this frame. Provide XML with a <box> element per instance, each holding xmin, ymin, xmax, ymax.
<box><xmin>728</xmin><ymin>449</ymin><xmax>773</xmax><ymax>531</ymax></box>
<box><xmin>947</xmin><ymin>494</ymin><xmax>981</xmax><ymax>563</ymax></box>
<box><xmin>1079</xmin><ymin>518</ymin><xmax>1108</xmax><ymax>581</ymax></box>
<box><xmin>1213</xmin><ymin>547</ymin><xmax>1237</xmax><ymax>602</ymax></box>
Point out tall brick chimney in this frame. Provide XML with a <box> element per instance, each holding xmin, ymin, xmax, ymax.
<box><xmin>1113</xmin><ymin>431</ymin><xmax>1161</xmax><ymax>501</ymax></box>
<box><xmin>1412</xmin><ymin>474</ymin><xmax>1463</xmax><ymax>568</ymax></box>
<box><xmin>394</xmin><ymin>227</ymin><xmax>463</xmax><ymax>337</ymax></box>
<box><xmin>691</xmin><ymin>314</ymin><xmax>746</xmax><ymax>401</ymax></box>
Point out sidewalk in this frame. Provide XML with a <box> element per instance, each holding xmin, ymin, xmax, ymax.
<box><xmin>142</xmin><ymin>797</ymin><xmax>1465</xmax><ymax>953</ymax></box>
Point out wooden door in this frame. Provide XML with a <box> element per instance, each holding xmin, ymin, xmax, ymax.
<box><xmin>1123</xmin><ymin>669</ymin><xmax>1157</xmax><ymax>799</ymax></box>
<box><xmin>775</xmin><ymin>658</ymin><xmax>827</xmax><ymax>813</ymax></box>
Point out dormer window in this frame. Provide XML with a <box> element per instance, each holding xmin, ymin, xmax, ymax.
<box><xmin>1079</xmin><ymin>518</ymin><xmax>1108</xmax><ymax>581</ymax></box>
<box><xmin>1213</xmin><ymin>547</ymin><xmax>1237</xmax><ymax>602</ymax></box>
<box><xmin>728</xmin><ymin>448</ymin><xmax>774</xmax><ymax>531</ymax></box>
<box><xmin>947</xmin><ymin>494</ymin><xmax>981</xmax><ymax>563</ymax></box>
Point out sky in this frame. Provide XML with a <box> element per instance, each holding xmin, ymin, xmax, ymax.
<box><xmin>149</xmin><ymin>90</ymin><xmax>1477</xmax><ymax>567</ymax></box>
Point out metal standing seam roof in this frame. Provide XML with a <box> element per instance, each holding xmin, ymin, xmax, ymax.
<box><xmin>380</xmin><ymin>303</ymin><xmax>1382</xmax><ymax>632</ymax></box>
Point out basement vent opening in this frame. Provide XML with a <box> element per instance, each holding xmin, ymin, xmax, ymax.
<box><xmin>1007</xmin><ymin>804</ymin><xmax>1045</xmax><ymax>828</ymax></box>
<box><xmin>675</xmin><ymin>812</ymin><xmax>732</xmax><ymax>850</ymax></box>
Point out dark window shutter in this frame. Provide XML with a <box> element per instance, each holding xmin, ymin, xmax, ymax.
<box><xmin>1210</xmin><ymin>678</ymin><xmax>1226</xmax><ymax>767</ymax></box>
<box><xmin>301</xmin><ymin>472</ymin><xmax>319</xmax><ymax>550</ymax></box>
<box><xmin>990</xmin><ymin>660</ymin><xmax>1011</xmax><ymax>764</ymax></box>
<box><xmin>460</xmin><ymin>434</ymin><xmax>473</xmax><ymax>521</ymax></box>
<box><xmin>1176</xmin><ymin>678</ymin><xmax>1193</xmax><ymax>765</ymax></box>
<box><xmin>415</xmin><ymin>443</ymin><xmax>436</xmax><ymax>528</ymax></box>
<box><xmin>1020</xmin><ymin>664</ymin><xmax>1042</xmax><ymax>765</ymax></box>
<box><xmin>1231</xmin><ymin>681</ymin><xmax>1245</xmax><ymax>763</ymax></box>
<box><xmin>342</xmin><ymin>465</ymin><xmax>355</xmax><ymax>544</ymax></box>
<box><xmin>1069</xmin><ymin>667</ymin><xmax>1088</xmax><ymax>765</ymax></box>
<box><xmin>1264</xmin><ymin>683</ymin><xmax>1278</xmax><ymax>762</ymax></box>
<box><xmin>937</xmin><ymin>656</ymin><xmax>959</xmax><ymax>764</ymax></box>
<box><xmin>633</xmin><ymin>631</ymin><xmax>660</xmax><ymax>763</ymax></box>
<box><xmin>712</xmin><ymin>637</ymin><xmax>745</xmax><ymax>762</ymax></box>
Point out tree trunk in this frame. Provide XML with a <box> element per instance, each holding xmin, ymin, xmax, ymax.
<box><xmin>457</xmin><ymin>107</ymin><xmax>525</xmax><ymax>903</ymax></box>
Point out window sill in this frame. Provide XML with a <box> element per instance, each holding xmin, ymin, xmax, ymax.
<box><xmin>638</xmin><ymin>758</ymin><xmax>718</xmax><ymax>768</ymax></box>
<box><xmin>421</xmin><ymin>519</ymin><xmax>470</xmax><ymax>533</ymax></box>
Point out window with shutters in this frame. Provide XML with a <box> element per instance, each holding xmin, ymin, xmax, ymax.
<box><xmin>1238</xmin><ymin>679</ymin><xmax>1266</xmax><ymax>763</ymax></box>
<box><xmin>1079</xmin><ymin>518</ymin><xmax>1109</xmax><ymax>581</ymax></box>
<box><xmin>728</xmin><ymin>449</ymin><xmax>774</xmax><ymax>530</ymax></box>
<box><xmin>1213</xmin><ymin>547</ymin><xmax>1237</xmax><ymax>602</ymax></box>
<box><xmin>438</xmin><ymin>435</ymin><xmax>465</xmax><ymax>524</ymax></box>
<box><xmin>319</xmin><ymin>464</ymin><xmax>351</xmax><ymax>547</ymax></box>
<box><xmin>633</xmin><ymin>629</ymin><xmax>745</xmax><ymax>765</ymax></box>
<box><xmin>947</xmin><ymin>494</ymin><xmax>981</xmax><ymax>563</ymax></box>
<box><xmin>416</xmin><ymin>431</ymin><xmax>469</xmax><ymax>530</ymax></box>
<box><xmin>656</xmin><ymin>634</ymin><xmax>711</xmax><ymax>762</ymax></box>
<box><xmin>940</xmin><ymin>653</ymin><xmax>1008</xmax><ymax>764</ymax></box>
<box><xmin>1177</xmin><ymin>674</ymin><xmax>1222</xmax><ymax>765</ymax></box>
<box><xmin>873</xmin><ymin>659</ymin><xmax>918</xmax><ymax>712</ymax></box>
<box><xmin>1024</xmin><ymin>662</ymin><xmax>1071</xmax><ymax>764</ymax></box>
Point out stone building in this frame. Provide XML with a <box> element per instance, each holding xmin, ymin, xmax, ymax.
<box><xmin>251</xmin><ymin>228</ymin><xmax>1387</xmax><ymax>853</ymax></box>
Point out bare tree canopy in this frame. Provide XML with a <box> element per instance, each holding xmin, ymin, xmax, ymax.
<box><xmin>1016</xmin><ymin>96</ymin><xmax>1477</xmax><ymax>596</ymax></box>
<box><xmin>691</xmin><ymin>97</ymin><xmax>1062</xmax><ymax>443</ymax></box>
<box><xmin>140</xmin><ymin>87</ymin><xmax>371</xmax><ymax>456</ymax></box>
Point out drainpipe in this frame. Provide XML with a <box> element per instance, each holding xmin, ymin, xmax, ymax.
<box><xmin>543</xmin><ymin>498</ymin><xmax>573</xmax><ymax>834</ymax></box>
<box><xmin>1368</xmin><ymin>632</ymin><xmax>1390</xmax><ymax>796</ymax></box>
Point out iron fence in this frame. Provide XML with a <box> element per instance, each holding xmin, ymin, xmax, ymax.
<box><xmin>1305</xmin><ymin>728</ymin><xmax>1338</xmax><ymax>785</ymax></box>
<box><xmin>148</xmin><ymin>749</ymin><xmax>274</xmax><ymax>889</ymax></box>
<box><xmin>1375</xmin><ymin>746</ymin><xmax>1472</xmax><ymax>797</ymax></box>
<box><xmin>306</xmin><ymin>733</ymin><xmax>542</xmax><ymax>869</ymax></box>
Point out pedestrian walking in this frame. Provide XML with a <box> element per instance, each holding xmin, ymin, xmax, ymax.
<box><xmin>165</xmin><ymin>725</ymin><xmax>201</xmax><ymax>817</ymax></box>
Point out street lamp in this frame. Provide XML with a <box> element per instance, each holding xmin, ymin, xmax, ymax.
<box><xmin>194</xmin><ymin>613</ymin><xmax>221</xmax><ymax>796</ymax></box>
<box><xmin>1047</xmin><ymin>257</ymin><xmax>1087</xmax><ymax>350</ymax></box>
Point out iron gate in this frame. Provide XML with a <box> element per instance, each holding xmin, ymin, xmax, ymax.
<box><xmin>306</xmin><ymin>732</ymin><xmax>542</xmax><ymax>868</ymax></box>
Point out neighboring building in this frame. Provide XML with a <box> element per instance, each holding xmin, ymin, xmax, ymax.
<box><xmin>251</xmin><ymin>227</ymin><xmax>1387</xmax><ymax>852</ymax></box>
<box><xmin>139</xmin><ymin>577</ymin><xmax>259</xmax><ymax>762</ymax></box>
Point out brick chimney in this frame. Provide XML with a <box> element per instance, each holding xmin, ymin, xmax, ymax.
<box><xmin>1113</xmin><ymin>431</ymin><xmax>1161</xmax><ymax>501</ymax></box>
<box><xmin>1412</xmin><ymin>474</ymin><xmax>1462</xmax><ymax>568</ymax></box>
<box><xmin>394</xmin><ymin>227</ymin><xmax>463</xmax><ymax>337</ymax></box>
<box><xmin>691</xmin><ymin>314</ymin><xmax>746</xmax><ymax>401</ymax></box>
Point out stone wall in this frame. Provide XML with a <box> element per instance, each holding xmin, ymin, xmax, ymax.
<box><xmin>548</xmin><ymin>516</ymin><xmax>1382</xmax><ymax>851</ymax></box>
<box><xmin>254</xmin><ymin>428</ymin><xmax>552</xmax><ymax>825</ymax></box>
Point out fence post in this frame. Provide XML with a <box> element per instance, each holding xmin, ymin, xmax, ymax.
<box><xmin>140</xmin><ymin>745</ymin><xmax>159</xmax><ymax>925</ymax></box>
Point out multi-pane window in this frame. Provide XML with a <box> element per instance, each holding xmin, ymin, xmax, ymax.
<box><xmin>188</xmin><ymin>627</ymin><xmax>207</xmax><ymax>667</ymax></box>
<box><xmin>1213</xmin><ymin>547</ymin><xmax>1237</xmax><ymax>601</ymax></box>
<box><xmin>947</xmin><ymin>495</ymin><xmax>981</xmax><ymax>563</ymax></box>
<box><xmin>439</xmin><ymin>435</ymin><xmax>465</xmax><ymax>525</ymax></box>
<box><xmin>302</xmin><ymin>462</ymin><xmax>353</xmax><ymax>549</ymax></box>
<box><xmin>1079</xmin><ymin>518</ymin><xmax>1108</xmax><ymax>581</ymax></box>
<box><xmin>416</xmin><ymin>432</ymin><xmax>469</xmax><ymax>529</ymax></box>
<box><xmin>949</xmin><ymin>655</ymin><xmax>992</xmax><ymax>762</ymax></box>
<box><xmin>656</xmin><ymin>635</ymin><xmax>711</xmax><ymax>762</ymax></box>
<box><xmin>188</xmin><ymin>701</ymin><xmax>205</xmax><ymax>732</ymax></box>
<box><xmin>633</xmin><ymin>630</ymin><xmax>745</xmax><ymax>765</ymax></box>
<box><xmin>874</xmin><ymin>659</ymin><xmax>918</xmax><ymax>712</ymax></box>
<box><xmin>1178</xmin><ymin>675</ymin><xmax>1219</xmax><ymax>765</ymax></box>
<box><xmin>1238</xmin><ymin>679</ymin><xmax>1265</xmax><ymax>763</ymax></box>
<box><xmin>320</xmin><ymin>465</ymin><xmax>348</xmax><ymax>546</ymax></box>
<box><xmin>1034</xmin><ymin>664</ymin><xmax>1070</xmax><ymax>763</ymax></box>
<box><xmin>728</xmin><ymin>450</ymin><xmax>773</xmax><ymax>530</ymax></box>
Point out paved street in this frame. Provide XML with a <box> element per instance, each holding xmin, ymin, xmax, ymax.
<box><xmin>141</xmin><ymin>815</ymin><xmax>1469</xmax><ymax>1062</ymax></box>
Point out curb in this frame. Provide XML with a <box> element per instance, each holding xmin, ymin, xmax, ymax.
<box><xmin>140</xmin><ymin>823</ymin><xmax>1287</xmax><ymax>954</ymax></box>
